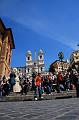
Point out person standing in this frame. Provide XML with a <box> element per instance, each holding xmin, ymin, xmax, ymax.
<box><xmin>9</xmin><ymin>71</ymin><xmax>16</xmax><ymax>92</ymax></box>
<box><xmin>3</xmin><ymin>81</ymin><xmax>10</xmax><ymax>96</ymax></box>
<box><xmin>21</xmin><ymin>80</ymin><xmax>29</xmax><ymax>95</ymax></box>
<box><xmin>34</xmin><ymin>73</ymin><xmax>43</xmax><ymax>100</ymax></box>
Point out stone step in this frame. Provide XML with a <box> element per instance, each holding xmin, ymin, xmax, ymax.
<box><xmin>9</xmin><ymin>91</ymin><xmax>34</xmax><ymax>96</ymax></box>
<box><xmin>0</xmin><ymin>90</ymin><xmax>76</xmax><ymax>102</ymax></box>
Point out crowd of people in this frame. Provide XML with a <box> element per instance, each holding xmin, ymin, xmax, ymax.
<box><xmin>0</xmin><ymin>69</ymin><xmax>31</xmax><ymax>96</ymax></box>
<box><xmin>0</xmin><ymin>68</ymin><xmax>79</xmax><ymax>100</ymax></box>
<box><xmin>32</xmin><ymin>71</ymin><xmax>79</xmax><ymax>100</ymax></box>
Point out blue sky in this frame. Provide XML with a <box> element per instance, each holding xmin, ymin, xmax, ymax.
<box><xmin>0</xmin><ymin>0</ymin><xmax>79</xmax><ymax>70</ymax></box>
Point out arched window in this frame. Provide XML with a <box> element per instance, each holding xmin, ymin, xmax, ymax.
<box><xmin>19</xmin><ymin>69</ymin><xmax>21</xmax><ymax>72</ymax></box>
<box><xmin>28</xmin><ymin>56</ymin><xmax>30</xmax><ymax>60</ymax></box>
<box><xmin>41</xmin><ymin>67</ymin><xmax>43</xmax><ymax>71</ymax></box>
<box><xmin>28</xmin><ymin>68</ymin><xmax>30</xmax><ymax>73</ymax></box>
<box><xmin>40</xmin><ymin>55</ymin><xmax>42</xmax><ymax>59</ymax></box>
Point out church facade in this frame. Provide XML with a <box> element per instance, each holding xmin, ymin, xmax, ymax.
<box><xmin>26</xmin><ymin>50</ymin><xmax>45</xmax><ymax>77</ymax></box>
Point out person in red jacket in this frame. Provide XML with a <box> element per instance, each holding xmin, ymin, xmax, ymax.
<box><xmin>34</xmin><ymin>73</ymin><xmax>43</xmax><ymax>100</ymax></box>
<box><xmin>57</xmin><ymin>72</ymin><xmax>63</xmax><ymax>84</ymax></box>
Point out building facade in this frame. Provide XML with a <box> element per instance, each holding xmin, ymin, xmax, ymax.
<box><xmin>0</xmin><ymin>18</ymin><xmax>15</xmax><ymax>78</ymax></box>
<box><xmin>70</xmin><ymin>50</ymin><xmax>79</xmax><ymax>72</ymax></box>
<box><xmin>26</xmin><ymin>50</ymin><xmax>45</xmax><ymax>77</ymax></box>
<box><xmin>70</xmin><ymin>50</ymin><xmax>79</xmax><ymax>65</ymax></box>
<box><xmin>50</xmin><ymin>60</ymin><xmax>69</xmax><ymax>74</ymax></box>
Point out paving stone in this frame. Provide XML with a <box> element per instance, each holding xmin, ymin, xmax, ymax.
<box><xmin>0</xmin><ymin>98</ymin><xmax>79</xmax><ymax>120</ymax></box>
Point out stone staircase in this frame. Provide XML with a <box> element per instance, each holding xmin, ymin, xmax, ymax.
<box><xmin>0</xmin><ymin>90</ymin><xmax>76</xmax><ymax>102</ymax></box>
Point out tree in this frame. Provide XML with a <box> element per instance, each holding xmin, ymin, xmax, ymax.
<box><xmin>58</xmin><ymin>52</ymin><xmax>64</xmax><ymax>62</ymax></box>
<box><xmin>58</xmin><ymin>52</ymin><xmax>64</xmax><ymax>72</ymax></box>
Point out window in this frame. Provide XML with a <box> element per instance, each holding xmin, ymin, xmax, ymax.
<box><xmin>76</xmin><ymin>57</ymin><xmax>78</xmax><ymax>59</ymax></box>
<box><xmin>5</xmin><ymin>67</ymin><xmax>6</xmax><ymax>75</ymax></box>
<box><xmin>34</xmin><ymin>62</ymin><xmax>36</xmax><ymax>66</ymax></box>
<box><xmin>19</xmin><ymin>69</ymin><xmax>21</xmax><ymax>72</ymax></box>
<box><xmin>40</xmin><ymin>55</ymin><xmax>42</xmax><ymax>59</ymax></box>
<box><xmin>28</xmin><ymin>56</ymin><xmax>30</xmax><ymax>60</ymax></box>
<box><xmin>41</xmin><ymin>67</ymin><xmax>43</xmax><ymax>71</ymax></box>
<box><xmin>28</xmin><ymin>68</ymin><xmax>30</xmax><ymax>73</ymax></box>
